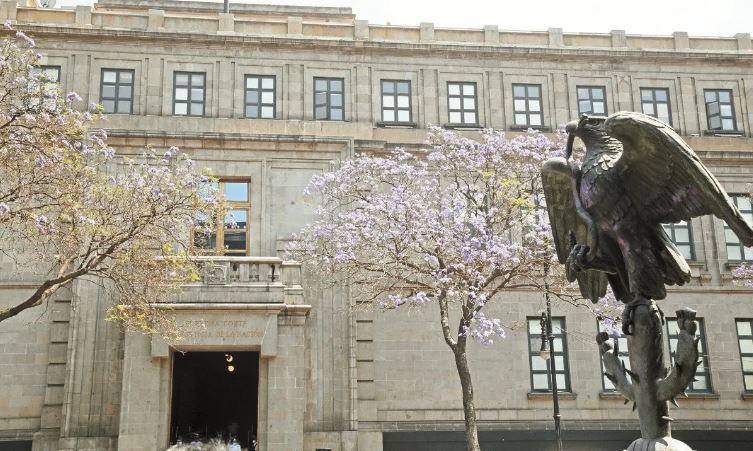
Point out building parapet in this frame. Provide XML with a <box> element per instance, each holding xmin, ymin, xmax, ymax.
<box><xmin>2</xmin><ymin>1</ymin><xmax>752</xmax><ymax>55</ymax></box>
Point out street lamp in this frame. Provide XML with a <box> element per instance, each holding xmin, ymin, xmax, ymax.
<box><xmin>539</xmin><ymin>292</ymin><xmax>564</xmax><ymax>451</ymax></box>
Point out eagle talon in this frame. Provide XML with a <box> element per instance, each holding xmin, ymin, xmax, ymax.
<box><xmin>565</xmin><ymin>243</ymin><xmax>594</xmax><ymax>279</ymax></box>
<box><xmin>621</xmin><ymin>297</ymin><xmax>652</xmax><ymax>336</ymax></box>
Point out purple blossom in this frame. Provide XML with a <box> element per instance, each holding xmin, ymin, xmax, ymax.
<box><xmin>15</xmin><ymin>31</ymin><xmax>34</xmax><ymax>47</ymax></box>
<box><xmin>290</xmin><ymin>126</ymin><xmax>564</xmax><ymax>347</ymax></box>
<box><xmin>65</xmin><ymin>92</ymin><xmax>82</xmax><ymax>102</ymax></box>
<box><xmin>35</xmin><ymin>215</ymin><xmax>49</xmax><ymax>231</ymax></box>
<box><xmin>0</xmin><ymin>203</ymin><xmax>10</xmax><ymax>215</ymax></box>
<box><xmin>4</xmin><ymin>20</ymin><xmax>11</xmax><ymax>30</ymax></box>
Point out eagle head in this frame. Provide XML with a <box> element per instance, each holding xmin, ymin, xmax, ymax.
<box><xmin>565</xmin><ymin>114</ymin><xmax>608</xmax><ymax>160</ymax></box>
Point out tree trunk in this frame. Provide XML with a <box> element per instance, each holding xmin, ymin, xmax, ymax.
<box><xmin>453</xmin><ymin>339</ymin><xmax>481</xmax><ymax>451</ymax></box>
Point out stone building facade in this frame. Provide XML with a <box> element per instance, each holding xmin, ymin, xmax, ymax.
<box><xmin>0</xmin><ymin>0</ymin><xmax>752</xmax><ymax>450</ymax></box>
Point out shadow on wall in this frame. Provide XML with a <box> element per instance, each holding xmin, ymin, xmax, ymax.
<box><xmin>383</xmin><ymin>430</ymin><xmax>753</xmax><ymax>451</ymax></box>
<box><xmin>0</xmin><ymin>442</ymin><xmax>31</xmax><ymax>451</ymax></box>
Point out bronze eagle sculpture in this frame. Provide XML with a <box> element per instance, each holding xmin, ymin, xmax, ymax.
<box><xmin>542</xmin><ymin>111</ymin><xmax>753</xmax><ymax>334</ymax></box>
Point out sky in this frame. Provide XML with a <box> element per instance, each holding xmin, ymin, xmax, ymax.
<box><xmin>53</xmin><ymin>0</ymin><xmax>752</xmax><ymax>37</ymax></box>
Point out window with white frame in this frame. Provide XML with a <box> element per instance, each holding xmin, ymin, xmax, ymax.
<box><xmin>245</xmin><ymin>75</ymin><xmax>275</xmax><ymax>119</ymax></box>
<box><xmin>314</xmin><ymin>77</ymin><xmax>344</xmax><ymax>121</ymax></box>
<box><xmin>513</xmin><ymin>84</ymin><xmax>543</xmax><ymax>128</ymax></box>
<box><xmin>173</xmin><ymin>71</ymin><xmax>205</xmax><ymax>117</ymax></box>
<box><xmin>527</xmin><ymin>317</ymin><xmax>571</xmax><ymax>392</ymax></box>
<box><xmin>704</xmin><ymin>89</ymin><xmax>736</xmax><ymax>131</ymax></box>
<box><xmin>31</xmin><ymin>65</ymin><xmax>60</xmax><ymax>110</ymax></box>
<box><xmin>576</xmin><ymin>86</ymin><xmax>607</xmax><ymax>116</ymax></box>
<box><xmin>447</xmin><ymin>82</ymin><xmax>478</xmax><ymax>125</ymax></box>
<box><xmin>100</xmin><ymin>69</ymin><xmax>134</xmax><ymax>114</ymax></box>
<box><xmin>726</xmin><ymin>194</ymin><xmax>753</xmax><ymax>261</ymax></box>
<box><xmin>662</xmin><ymin>221</ymin><xmax>695</xmax><ymax>261</ymax></box>
<box><xmin>381</xmin><ymin>80</ymin><xmax>411</xmax><ymax>123</ymax></box>
<box><xmin>736</xmin><ymin>319</ymin><xmax>753</xmax><ymax>393</ymax></box>
<box><xmin>640</xmin><ymin>88</ymin><xmax>672</xmax><ymax>126</ymax></box>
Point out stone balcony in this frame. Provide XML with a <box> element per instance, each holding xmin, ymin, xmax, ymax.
<box><xmin>166</xmin><ymin>256</ymin><xmax>305</xmax><ymax>306</ymax></box>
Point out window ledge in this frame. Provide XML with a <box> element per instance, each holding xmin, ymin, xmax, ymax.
<box><xmin>443</xmin><ymin>123</ymin><xmax>483</xmax><ymax>130</ymax></box>
<box><xmin>509</xmin><ymin>125</ymin><xmax>552</xmax><ymax>132</ymax></box>
<box><xmin>726</xmin><ymin>261</ymin><xmax>752</xmax><ymax>270</ymax></box>
<box><xmin>702</xmin><ymin>129</ymin><xmax>744</xmax><ymax>137</ymax></box>
<box><xmin>527</xmin><ymin>391</ymin><xmax>577</xmax><ymax>400</ymax></box>
<box><xmin>599</xmin><ymin>391</ymin><xmax>627</xmax><ymax>399</ymax></box>
<box><xmin>600</xmin><ymin>391</ymin><xmax>718</xmax><ymax>400</ymax></box>
<box><xmin>376</xmin><ymin>121</ymin><xmax>417</xmax><ymax>129</ymax></box>
<box><xmin>741</xmin><ymin>392</ymin><xmax>753</xmax><ymax>400</ymax></box>
<box><xmin>680</xmin><ymin>392</ymin><xmax>720</xmax><ymax>399</ymax></box>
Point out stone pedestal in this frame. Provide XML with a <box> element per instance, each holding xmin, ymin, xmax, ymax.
<box><xmin>626</xmin><ymin>437</ymin><xmax>693</xmax><ymax>451</ymax></box>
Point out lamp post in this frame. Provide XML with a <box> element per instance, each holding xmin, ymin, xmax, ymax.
<box><xmin>539</xmin><ymin>290</ymin><xmax>564</xmax><ymax>451</ymax></box>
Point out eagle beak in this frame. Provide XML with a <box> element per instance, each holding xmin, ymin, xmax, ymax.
<box><xmin>564</xmin><ymin>120</ymin><xmax>578</xmax><ymax>160</ymax></box>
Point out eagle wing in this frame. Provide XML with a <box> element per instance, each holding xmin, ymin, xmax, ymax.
<box><xmin>541</xmin><ymin>157</ymin><xmax>608</xmax><ymax>301</ymax></box>
<box><xmin>605</xmin><ymin>112</ymin><xmax>753</xmax><ymax>246</ymax></box>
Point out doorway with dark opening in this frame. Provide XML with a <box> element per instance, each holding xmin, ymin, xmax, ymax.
<box><xmin>170</xmin><ymin>351</ymin><xmax>259</xmax><ymax>448</ymax></box>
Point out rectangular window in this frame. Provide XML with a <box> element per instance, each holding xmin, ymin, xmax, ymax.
<box><xmin>100</xmin><ymin>69</ymin><xmax>134</xmax><ymax>114</ymax></box>
<box><xmin>314</xmin><ymin>77</ymin><xmax>344</xmax><ymax>121</ymax></box>
<box><xmin>245</xmin><ymin>75</ymin><xmax>275</xmax><ymax>119</ymax></box>
<box><xmin>726</xmin><ymin>195</ymin><xmax>753</xmax><ymax>261</ymax></box>
<box><xmin>194</xmin><ymin>180</ymin><xmax>250</xmax><ymax>256</ymax></box>
<box><xmin>662</xmin><ymin>221</ymin><xmax>695</xmax><ymax>261</ymax></box>
<box><xmin>447</xmin><ymin>82</ymin><xmax>478</xmax><ymax>125</ymax></box>
<box><xmin>597</xmin><ymin>322</ymin><xmax>630</xmax><ymax>392</ymax></box>
<box><xmin>576</xmin><ymin>86</ymin><xmax>607</xmax><ymax>116</ymax></box>
<box><xmin>31</xmin><ymin>65</ymin><xmax>60</xmax><ymax>110</ymax></box>
<box><xmin>736</xmin><ymin>319</ymin><xmax>753</xmax><ymax>393</ymax></box>
<box><xmin>173</xmin><ymin>71</ymin><xmax>205</xmax><ymax>117</ymax></box>
<box><xmin>667</xmin><ymin>318</ymin><xmax>712</xmax><ymax>393</ymax></box>
<box><xmin>640</xmin><ymin>88</ymin><xmax>672</xmax><ymax>126</ymax></box>
<box><xmin>381</xmin><ymin>80</ymin><xmax>412</xmax><ymax>123</ymax></box>
<box><xmin>528</xmin><ymin>317</ymin><xmax>571</xmax><ymax>392</ymax></box>
<box><xmin>513</xmin><ymin>84</ymin><xmax>543</xmax><ymax>128</ymax></box>
<box><xmin>704</xmin><ymin>89</ymin><xmax>736</xmax><ymax>131</ymax></box>
<box><xmin>34</xmin><ymin>65</ymin><xmax>60</xmax><ymax>83</ymax></box>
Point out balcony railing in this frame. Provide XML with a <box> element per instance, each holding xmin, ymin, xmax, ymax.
<box><xmin>166</xmin><ymin>256</ymin><xmax>304</xmax><ymax>305</ymax></box>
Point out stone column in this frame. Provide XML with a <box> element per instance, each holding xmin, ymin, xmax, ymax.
<box><xmin>421</xmin><ymin>68</ymin><xmax>439</xmax><ymax>127</ymax></box>
<box><xmin>57</xmin><ymin>280</ymin><xmax>124</xmax><ymax>451</ymax></box>
<box><xmin>677</xmin><ymin>76</ymin><xmax>699</xmax><ymax>135</ymax></box>
<box><xmin>551</xmin><ymin>72</ymin><xmax>570</xmax><ymax>128</ymax></box>
<box><xmin>264</xmin><ymin>314</ymin><xmax>308</xmax><ymax>451</ymax></box>
<box><xmin>217</xmin><ymin>59</ymin><xmax>234</xmax><ymax>118</ymax></box>
<box><xmin>145</xmin><ymin>57</ymin><xmax>164</xmax><ymax>116</ymax></box>
<box><xmin>285</xmin><ymin>64</ymin><xmax>304</xmax><ymax>120</ymax></box>
<box><xmin>116</xmin><ymin>334</ymin><xmax>169</xmax><ymax>451</ymax></box>
<box><xmin>354</xmin><ymin>65</ymin><xmax>371</xmax><ymax>124</ymax></box>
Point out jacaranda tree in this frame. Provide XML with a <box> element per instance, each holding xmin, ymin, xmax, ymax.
<box><xmin>0</xmin><ymin>25</ymin><xmax>219</xmax><ymax>337</ymax></box>
<box><xmin>290</xmin><ymin>126</ymin><xmax>570</xmax><ymax>451</ymax></box>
